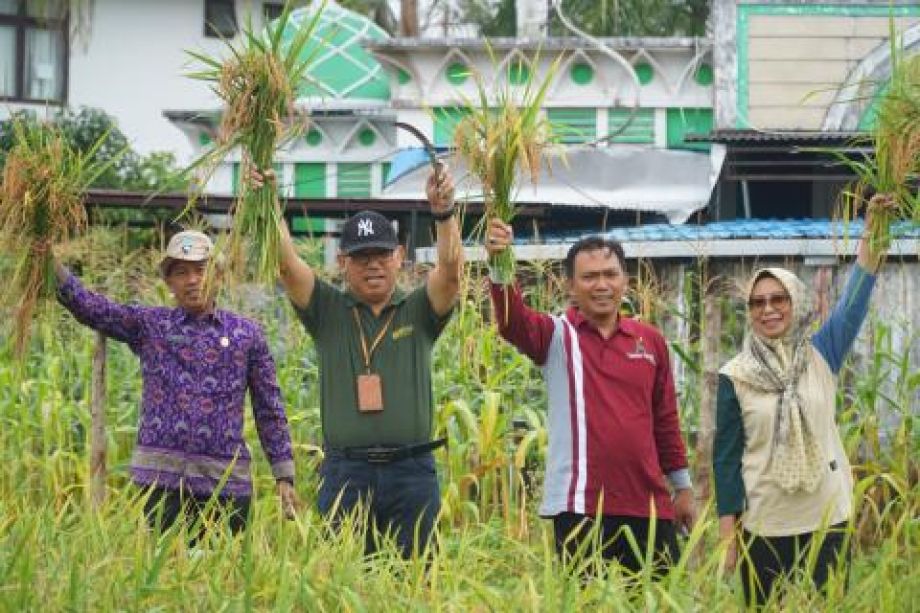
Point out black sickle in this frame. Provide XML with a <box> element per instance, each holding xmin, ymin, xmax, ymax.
<box><xmin>394</xmin><ymin>121</ymin><xmax>441</xmax><ymax>179</ymax></box>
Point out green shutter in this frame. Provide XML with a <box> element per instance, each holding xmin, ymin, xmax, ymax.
<box><xmin>433</xmin><ymin>107</ymin><xmax>470</xmax><ymax>147</ymax></box>
<box><xmin>337</xmin><ymin>163</ymin><xmax>372</xmax><ymax>198</ymax></box>
<box><xmin>607</xmin><ymin>109</ymin><xmax>655</xmax><ymax>144</ymax></box>
<box><xmin>381</xmin><ymin>162</ymin><xmax>392</xmax><ymax>189</ymax></box>
<box><xmin>294</xmin><ymin>163</ymin><xmax>326</xmax><ymax>198</ymax></box>
<box><xmin>666</xmin><ymin>108</ymin><xmax>713</xmax><ymax>151</ymax></box>
<box><xmin>232</xmin><ymin>162</ymin><xmax>240</xmax><ymax>195</ymax></box>
<box><xmin>547</xmin><ymin>108</ymin><xmax>597</xmax><ymax>144</ymax></box>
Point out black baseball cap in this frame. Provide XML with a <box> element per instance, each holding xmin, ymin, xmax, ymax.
<box><xmin>339</xmin><ymin>210</ymin><xmax>399</xmax><ymax>254</ymax></box>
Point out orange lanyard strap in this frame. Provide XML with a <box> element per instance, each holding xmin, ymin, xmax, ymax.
<box><xmin>352</xmin><ymin>307</ymin><xmax>397</xmax><ymax>372</ymax></box>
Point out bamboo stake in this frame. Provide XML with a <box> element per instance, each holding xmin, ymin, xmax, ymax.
<box><xmin>89</xmin><ymin>331</ymin><xmax>107</xmax><ymax>509</ymax></box>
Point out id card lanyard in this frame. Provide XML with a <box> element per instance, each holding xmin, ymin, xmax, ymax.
<box><xmin>352</xmin><ymin>307</ymin><xmax>397</xmax><ymax>412</ymax></box>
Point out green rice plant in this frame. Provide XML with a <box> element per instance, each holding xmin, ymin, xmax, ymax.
<box><xmin>0</xmin><ymin>119</ymin><xmax>120</xmax><ymax>356</ymax></box>
<box><xmin>186</xmin><ymin>1</ymin><xmax>325</xmax><ymax>284</ymax></box>
<box><xmin>453</xmin><ymin>50</ymin><xmax>561</xmax><ymax>284</ymax></box>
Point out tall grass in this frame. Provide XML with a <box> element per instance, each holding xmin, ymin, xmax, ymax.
<box><xmin>0</xmin><ymin>228</ymin><xmax>916</xmax><ymax>610</ymax></box>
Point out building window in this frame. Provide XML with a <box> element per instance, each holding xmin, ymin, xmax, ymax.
<box><xmin>294</xmin><ymin>162</ymin><xmax>326</xmax><ymax>198</ymax></box>
<box><xmin>204</xmin><ymin>0</ymin><xmax>237</xmax><ymax>38</ymax></box>
<box><xmin>0</xmin><ymin>0</ymin><xmax>67</xmax><ymax>103</ymax></box>
<box><xmin>547</xmin><ymin>108</ymin><xmax>597</xmax><ymax>144</ymax></box>
<box><xmin>607</xmin><ymin>108</ymin><xmax>655</xmax><ymax>144</ymax></box>
<box><xmin>336</xmin><ymin>163</ymin><xmax>371</xmax><ymax>198</ymax></box>
<box><xmin>666</xmin><ymin>108</ymin><xmax>713</xmax><ymax>151</ymax></box>
<box><xmin>263</xmin><ymin>2</ymin><xmax>284</xmax><ymax>23</ymax></box>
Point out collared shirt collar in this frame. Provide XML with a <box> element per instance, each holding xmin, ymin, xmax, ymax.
<box><xmin>344</xmin><ymin>286</ymin><xmax>408</xmax><ymax>312</ymax></box>
<box><xmin>565</xmin><ymin>306</ymin><xmax>639</xmax><ymax>338</ymax></box>
<box><xmin>171</xmin><ymin>304</ymin><xmax>225</xmax><ymax>326</ymax></box>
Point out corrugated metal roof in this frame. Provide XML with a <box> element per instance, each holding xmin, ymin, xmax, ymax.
<box><xmin>546</xmin><ymin>218</ymin><xmax>920</xmax><ymax>243</ymax></box>
<box><xmin>686</xmin><ymin>129</ymin><xmax>869</xmax><ymax>145</ymax></box>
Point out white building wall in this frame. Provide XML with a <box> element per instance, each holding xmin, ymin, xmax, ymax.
<box><xmin>66</xmin><ymin>0</ymin><xmax>272</xmax><ymax>161</ymax></box>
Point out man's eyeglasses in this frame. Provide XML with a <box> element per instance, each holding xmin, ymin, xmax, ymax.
<box><xmin>748</xmin><ymin>293</ymin><xmax>791</xmax><ymax>311</ymax></box>
<box><xmin>348</xmin><ymin>249</ymin><xmax>395</xmax><ymax>266</ymax></box>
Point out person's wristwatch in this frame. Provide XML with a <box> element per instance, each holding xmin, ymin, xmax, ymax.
<box><xmin>431</xmin><ymin>205</ymin><xmax>456</xmax><ymax>222</ymax></box>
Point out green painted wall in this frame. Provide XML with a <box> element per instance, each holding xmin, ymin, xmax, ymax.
<box><xmin>667</xmin><ymin>108</ymin><xmax>713</xmax><ymax>151</ymax></box>
<box><xmin>294</xmin><ymin>163</ymin><xmax>326</xmax><ymax>198</ymax></box>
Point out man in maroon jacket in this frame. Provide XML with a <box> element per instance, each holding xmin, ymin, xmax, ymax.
<box><xmin>486</xmin><ymin>219</ymin><xmax>696</xmax><ymax>576</ymax></box>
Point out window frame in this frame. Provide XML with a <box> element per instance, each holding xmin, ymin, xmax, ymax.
<box><xmin>0</xmin><ymin>0</ymin><xmax>69</xmax><ymax>104</ymax></box>
<box><xmin>204</xmin><ymin>0</ymin><xmax>238</xmax><ymax>39</ymax></box>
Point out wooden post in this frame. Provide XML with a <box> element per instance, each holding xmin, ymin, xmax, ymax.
<box><xmin>90</xmin><ymin>331</ymin><xmax>107</xmax><ymax>508</ymax></box>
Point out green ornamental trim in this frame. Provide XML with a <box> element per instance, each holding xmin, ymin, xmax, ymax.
<box><xmin>570</xmin><ymin>62</ymin><xmax>594</xmax><ymax>85</ymax></box>
<box><xmin>446</xmin><ymin>62</ymin><xmax>469</xmax><ymax>85</ymax></box>
<box><xmin>508</xmin><ymin>60</ymin><xmax>530</xmax><ymax>85</ymax></box>
<box><xmin>305</xmin><ymin>128</ymin><xmax>322</xmax><ymax>146</ymax></box>
<box><xmin>358</xmin><ymin>127</ymin><xmax>376</xmax><ymax>146</ymax></box>
<box><xmin>397</xmin><ymin>68</ymin><xmax>411</xmax><ymax>85</ymax></box>
<box><xmin>695</xmin><ymin>63</ymin><xmax>713</xmax><ymax>86</ymax></box>
<box><xmin>634</xmin><ymin>62</ymin><xmax>654</xmax><ymax>85</ymax></box>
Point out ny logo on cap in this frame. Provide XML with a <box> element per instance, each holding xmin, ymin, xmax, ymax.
<box><xmin>357</xmin><ymin>219</ymin><xmax>375</xmax><ymax>237</ymax></box>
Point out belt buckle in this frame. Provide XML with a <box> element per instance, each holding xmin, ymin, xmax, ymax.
<box><xmin>365</xmin><ymin>447</ymin><xmax>393</xmax><ymax>464</ymax></box>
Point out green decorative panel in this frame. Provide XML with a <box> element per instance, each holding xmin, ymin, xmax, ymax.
<box><xmin>337</xmin><ymin>162</ymin><xmax>372</xmax><ymax>198</ymax></box>
<box><xmin>381</xmin><ymin>161</ymin><xmax>392</xmax><ymax>187</ymax></box>
<box><xmin>694</xmin><ymin>63</ymin><xmax>713</xmax><ymax>86</ymax></box>
<box><xmin>666</xmin><ymin>108</ymin><xmax>713</xmax><ymax>151</ymax></box>
<box><xmin>358</xmin><ymin>127</ymin><xmax>376</xmax><ymax>146</ymax></box>
<box><xmin>547</xmin><ymin>108</ymin><xmax>597</xmax><ymax>144</ymax></box>
<box><xmin>291</xmin><ymin>216</ymin><xmax>326</xmax><ymax>233</ymax></box>
<box><xmin>508</xmin><ymin>60</ymin><xmax>530</xmax><ymax>85</ymax></box>
<box><xmin>433</xmin><ymin>107</ymin><xmax>470</xmax><ymax>147</ymax></box>
<box><xmin>294</xmin><ymin>163</ymin><xmax>326</xmax><ymax>198</ymax></box>
<box><xmin>397</xmin><ymin>68</ymin><xmax>411</xmax><ymax>85</ymax></box>
<box><xmin>570</xmin><ymin>62</ymin><xmax>594</xmax><ymax>85</ymax></box>
<box><xmin>446</xmin><ymin>62</ymin><xmax>469</xmax><ymax>85</ymax></box>
<box><xmin>280</xmin><ymin>3</ymin><xmax>391</xmax><ymax>101</ymax></box>
<box><xmin>305</xmin><ymin>128</ymin><xmax>323</xmax><ymax>146</ymax></box>
<box><xmin>634</xmin><ymin>62</ymin><xmax>654</xmax><ymax>85</ymax></box>
<box><xmin>736</xmin><ymin>4</ymin><xmax>920</xmax><ymax>128</ymax></box>
<box><xmin>607</xmin><ymin>108</ymin><xmax>655</xmax><ymax>144</ymax></box>
<box><xmin>198</xmin><ymin>131</ymin><xmax>212</xmax><ymax>146</ymax></box>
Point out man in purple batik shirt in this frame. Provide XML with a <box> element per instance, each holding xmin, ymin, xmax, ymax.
<box><xmin>54</xmin><ymin>230</ymin><xmax>296</xmax><ymax>535</ymax></box>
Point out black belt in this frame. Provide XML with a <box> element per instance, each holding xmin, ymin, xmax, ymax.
<box><xmin>332</xmin><ymin>438</ymin><xmax>447</xmax><ymax>464</ymax></box>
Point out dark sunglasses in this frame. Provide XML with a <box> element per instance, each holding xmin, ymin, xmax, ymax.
<box><xmin>748</xmin><ymin>293</ymin><xmax>791</xmax><ymax>311</ymax></box>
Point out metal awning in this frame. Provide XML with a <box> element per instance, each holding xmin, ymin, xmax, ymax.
<box><xmin>382</xmin><ymin>146</ymin><xmax>725</xmax><ymax>224</ymax></box>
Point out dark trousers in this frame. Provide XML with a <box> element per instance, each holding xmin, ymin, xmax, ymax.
<box><xmin>317</xmin><ymin>451</ymin><xmax>440</xmax><ymax>559</ymax></box>
<box><xmin>142</xmin><ymin>486</ymin><xmax>251</xmax><ymax>542</ymax></box>
<box><xmin>552</xmin><ymin>512</ymin><xmax>680</xmax><ymax>577</ymax></box>
<box><xmin>740</xmin><ymin>522</ymin><xmax>850</xmax><ymax>607</ymax></box>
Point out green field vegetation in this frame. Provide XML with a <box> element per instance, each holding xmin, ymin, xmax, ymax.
<box><xmin>0</xmin><ymin>228</ymin><xmax>916</xmax><ymax>611</ymax></box>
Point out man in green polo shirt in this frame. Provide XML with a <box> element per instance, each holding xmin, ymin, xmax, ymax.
<box><xmin>278</xmin><ymin>164</ymin><xmax>461</xmax><ymax>558</ymax></box>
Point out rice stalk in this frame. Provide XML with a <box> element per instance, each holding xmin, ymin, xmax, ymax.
<box><xmin>0</xmin><ymin>119</ymin><xmax>120</xmax><ymax>357</ymax></box>
<box><xmin>186</xmin><ymin>1</ymin><xmax>325</xmax><ymax>284</ymax></box>
<box><xmin>452</xmin><ymin>49</ymin><xmax>561</xmax><ymax>284</ymax></box>
<box><xmin>839</xmin><ymin>29</ymin><xmax>920</xmax><ymax>256</ymax></box>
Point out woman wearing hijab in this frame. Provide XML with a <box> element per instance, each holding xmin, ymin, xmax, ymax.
<box><xmin>713</xmin><ymin>197</ymin><xmax>890</xmax><ymax>607</ymax></box>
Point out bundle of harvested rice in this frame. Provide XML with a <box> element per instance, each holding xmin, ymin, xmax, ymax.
<box><xmin>0</xmin><ymin>119</ymin><xmax>115</xmax><ymax>355</ymax></box>
<box><xmin>187</xmin><ymin>1</ymin><xmax>324</xmax><ymax>284</ymax></box>
<box><xmin>453</xmin><ymin>51</ymin><xmax>560</xmax><ymax>285</ymax></box>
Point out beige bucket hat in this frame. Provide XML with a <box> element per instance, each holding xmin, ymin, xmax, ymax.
<box><xmin>160</xmin><ymin>230</ymin><xmax>214</xmax><ymax>277</ymax></box>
